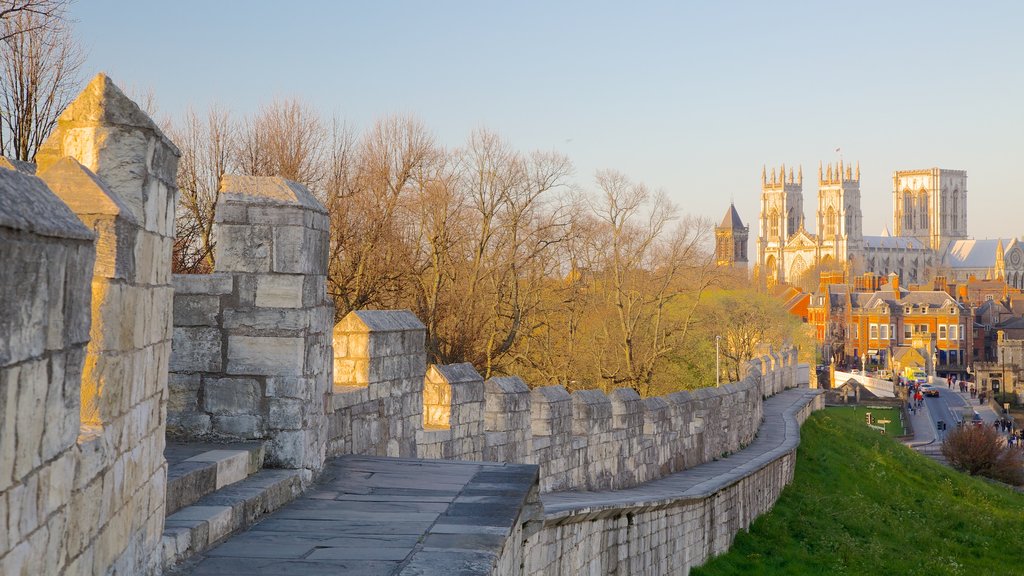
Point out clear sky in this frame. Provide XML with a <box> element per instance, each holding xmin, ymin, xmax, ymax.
<box><xmin>71</xmin><ymin>1</ymin><xmax>1024</xmax><ymax>240</ymax></box>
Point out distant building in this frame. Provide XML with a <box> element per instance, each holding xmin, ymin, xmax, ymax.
<box><xmin>715</xmin><ymin>203</ymin><xmax>749</xmax><ymax>270</ymax></box>
<box><xmin>755</xmin><ymin>163</ymin><xmax>1024</xmax><ymax>288</ymax></box>
<box><xmin>808</xmin><ymin>272</ymin><xmax>972</xmax><ymax>377</ymax></box>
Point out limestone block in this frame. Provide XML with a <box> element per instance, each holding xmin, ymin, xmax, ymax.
<box><xmin>172</xmin><ymin>273</ymin><xmax>233</xmax><ymax>296</ymax></box>
<box><xmin>254</xmin><ymin>274</ymin><xmax>304</xmax><ymax>308</ymax></box>
<box><xmin>15</xmin><ymin>359</ymin><xmax>48</xmax><ymax>480</ymax></box>
<box><xmin>212</xmin><ymin>224</ymin><xmax>271</xmax><ymax>273</ymax></box>
<box><xmin>212</xmin><ymin>414</ymin><xmax>263</xmax><ymax>439</ymax></box>
<box><xmin>203</xmin><ymin>377</ymin><xmax>261</xmax><ymax>415</ymax></box>
<box><xmin>571</xmin><ymin>389</ymin><xmax>612</xmax><ymax>437</ymax></box>
<box><xmin>265</xmin><ymin>376</ymin><xmax>312</xmax><ymax>400</ymax></box>
<box><xmin>302</xmin><ymin>275</ymin><xmax>328</xmax><ymax>308</ymax></box>
<box><xmin>267</xmin><ymin>397</ymin><xmax>304</xmax><ymax>430</ymax></box>
<box><xmin>222</xmin><ymin>308</ymin><xmax>308</xmax><ymax>333</ymax></box>
<box><xmin>226</xmin><ymin>335</ymin><xmax>304</xmax><ymax>376</ymax></box>
<box><xmin>247</xmin><ymin>204</ymin><xmax>305</xmax><ymax>226</ymax></box>
<box><xmin>169</xmin><ymin>327</ymin><xmax>222</xmax><ymax>373</ymax></box>
<box><xmin>0</xmin><ymin>370</ymin><xmax>15</xmax><ymax>491</ymax></box>
<box><xmin>531</xmin><ymin>385</ymin><xmax>572</xmax><ymax>437</ymax></box>
<box><xmin>173</xmin><ymin>294</ymin><xmax>220</xmax><ymax>326</ymax></box>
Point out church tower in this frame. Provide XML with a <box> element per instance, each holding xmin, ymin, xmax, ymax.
<box><xmin>757</xmin><ymin>164</ymin><xmax>803</xmax><ymax>285</ymax></box>
<box><xmin>716</xmin><ymin>203</ymin><xmax>749</xmax><ymax>270</ymax></box>
<box><xmin>816</xmin><ymin>160</ymin><xmax>863</xmax><ymax>266</ymax></box>
<box><xmin>892</xmin><ymin>168</ymin><xmax>968</xmax><ymax>253</ymax></box>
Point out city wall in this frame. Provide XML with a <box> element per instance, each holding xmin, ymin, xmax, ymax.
<box><xmin>0</xmin><ymin>75</ymin><xmax>178</xmax><ymax>576</ymax></box>
<box><xmin>327</xmin><ymin>310</ymin><xmax>797</xmax><ymax>493</ymax></box>
<box><xmin>0</xmin><ymin>73</ymin><xmax>814</xmax><ymax>575</ymax></box>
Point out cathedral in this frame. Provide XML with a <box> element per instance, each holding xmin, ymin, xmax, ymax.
<box><xmin>713</xmin><ymin>162</ymin><xmax>1024</xmax><ymax>289</ymax></box>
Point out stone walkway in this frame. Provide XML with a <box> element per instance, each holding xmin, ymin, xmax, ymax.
<box><xmin>542</xmin><ymin>387</ymin><xmax>822</xmax><ymax>518</ymax></box>
<box><xmin>176</xmin><ymin>456</ymin><xmax>537</xmax><ymax>576</ymax></box>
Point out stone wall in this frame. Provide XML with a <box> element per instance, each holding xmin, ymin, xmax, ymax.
<box><xmin>523</xmin><ymin>391</ymin><xmax>824</xmax><ymax>575</ymax></box>
<box><xmin>328</xmin><ymin>310</ymin><xmax>799</xmax><ymax>494</ymax></box>
<box><xmin>1</xmin><ymin>74</ymin><xmax>179</xmax><ymax>576</ymax></box>
<box><xmin>167</xmin><ymin>176</ymin><xmax>333</xmax><ymax>479</ymax></box>
<box><xmin>329</xmin><ymin>310</ymin><xmax>426</xmax><ymax>458</ymax></box>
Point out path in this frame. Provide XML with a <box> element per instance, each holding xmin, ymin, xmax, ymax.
<box><xmin>176</xmin><ymin>457</ymin><xmax>537</xmax><ymax>576</ymax></box>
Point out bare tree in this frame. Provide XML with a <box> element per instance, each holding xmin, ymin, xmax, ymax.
<box><xmin>0</xmin><ymin>0</ymin><xmax>69</xmax><ymax>42</ymax></box>
<box><xmin>0</xmin><ymin>1</ymin><xmax>83</xmax><ymax>160</ymax></box>
<box><xmin>171</xmin><ymin>104</ymin><xmax>235</xmax><ymax>272</ymax></box>
<box><xmin>237</xmin><ymin>97</ymin><xmax>327</xmax><ymax>187</ymax></box>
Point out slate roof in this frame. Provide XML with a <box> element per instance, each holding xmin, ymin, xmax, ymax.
<box><xmin>863</xmin><ymin>235</ymin><xmax>928</xmax><ymax>250</ymax></box>
<box><xmin>719</xmin><ymin>203</ymin><xmax>746</xmax><ymax>229</ymax></box>
<box><xmin>943</xmin><ymin>239</ymin><xmax>1010</xmax><ymax>269</ymax></box>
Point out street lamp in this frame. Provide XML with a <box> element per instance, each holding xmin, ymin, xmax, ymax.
<box><xmin>715</xmin><ymin>335</ymin><xmax>722</xmax><ymax>387</ymax></box>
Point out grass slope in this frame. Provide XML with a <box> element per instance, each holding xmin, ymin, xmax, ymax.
<box><xmin>692</xmin><ymin>407</ymin><xmax>1024</xmax><ymax>576</ymax></box>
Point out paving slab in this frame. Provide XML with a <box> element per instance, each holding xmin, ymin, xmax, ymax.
<box><xmin>179</xmin><ymin>456</ymin><xmax>539</xmax><ymax>575</ymax></box>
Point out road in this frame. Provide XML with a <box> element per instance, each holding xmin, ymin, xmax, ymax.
<box><xmin>921</xmin><ymin>383</ymin><xmax>1000</xmax><ymax>443</ymax></box>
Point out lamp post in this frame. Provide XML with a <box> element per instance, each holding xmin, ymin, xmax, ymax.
<box><xmin>715</xmin><ymin>335</ymin><xmax>721</xmax><ymax>387</ymax></box>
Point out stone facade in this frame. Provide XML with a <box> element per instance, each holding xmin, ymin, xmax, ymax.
<box><xmin>1</xmin><ymin>74</ymin><xmax>179</xmax><ymax>576</ymax></box>
<box><xmin>167</xmin><ymin>176</ymin><xmax>333</xmax><ymax>480</ymax></box>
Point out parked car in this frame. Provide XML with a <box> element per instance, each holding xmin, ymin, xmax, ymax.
<box><xmin>921</xmin><ymin>385</ymin><xmax>940</xmax><ymax>397</ymax></box>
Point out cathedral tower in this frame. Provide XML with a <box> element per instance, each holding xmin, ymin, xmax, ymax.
<box><xmin>716</xmin><ymin>203</ymin><xmax>749</xmax><ymax>270</ymax></box>
<box><xmin>757</xmin><ymin>164</ymin><xmax>803</xmax><ymax>285</ymax></box>
<box><xmin>892</xmin><ymin>168</ymin><xmax>968</xmax><ymax>253</ymax></box>
<box><xmin>816</xmin><ymin>160</ymin><xmax>863</xmax><ymax>265</ymax></box>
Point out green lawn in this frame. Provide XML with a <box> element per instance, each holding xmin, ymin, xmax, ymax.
<box><xmin>692</xmin><ymin>407</ymin><xmax>1024</xmax><ymax>576</ymax></box>
<box><xmin>836</xmin><ymin>405</ymin><xmax>906</xmax><ymax>437</ymax></box>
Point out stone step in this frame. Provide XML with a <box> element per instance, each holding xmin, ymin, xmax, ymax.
<box><xmin>162</xmin><ymin>468</ymin><xmax>304</xmax><ymax>571</ymax></box>
<box><xmin>165</xmin><ymin>442</ymin><xmax>266</xmax><ymax>516</ymax></box>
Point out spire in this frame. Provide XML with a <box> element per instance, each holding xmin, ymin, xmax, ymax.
<box><xmin>771</xmin><ymin>167</ymin><xmax>776</xmax><ymax>185</ymax></box>
<box><xmin>720</xmin><ymin>203</ymin><xmax>745</xmax><ymax>229</ymax></box>
<box><xmin>798</xmin><ymin>165</ymin><xmax>803</xmax><ymax>185</ymax></box>
<box><xmin>856</xmin><ymin>161</ymin><xmax>860</xmax><ymax>181</ymax></box>
<box><xmin>818</xmin><ymin>161</ymin><xmax>823</xmax><ymax>182</ymax></box>
<box><xmin>789</xmin><ymin>166</ymin><xmax>794</xmax><ymax>184</ymax></box>
<box><xmin>762</xmin><ymin>165</ymin><xmax>766</xmax><ymax>186</ymax></box>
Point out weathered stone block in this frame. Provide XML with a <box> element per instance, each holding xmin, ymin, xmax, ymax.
<box><xmin>173</xmin><ymin>294</ymin><xmax>220</xmax><ymax>326</ymax></box>
<box><xmin>226</xmin><ymin>335</ymin><xmax>304</xmax><ymax>376</ymax></box>
<box><xmin>254</xmin><ymin>274</ymin><xmax>303</xmax><ymax>308</ymax></box>
<box><xmin>212</xmin><ymin>224</ymin><xmax>271</xmax><ymax>273</ymax></box>
<box><xmin>203</xmin><ymin>377</ymin><xmax>261</xmax><ymax>415</ymax></box>
<box><xmin>212</xmin><ymin>414</ymin><xmax>263</xmax><ymax>439</ymax></box>
<box><xmin>169</xmin><ymin>327</ymin><xmax>222</xmax><ymax>373</ymax></box>
<box><xmin>222</xmin><ymin>308</ymin><xmax>308</xmax><ymax>332</ymax></box>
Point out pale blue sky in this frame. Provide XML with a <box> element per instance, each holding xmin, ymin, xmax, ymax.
<box><xmin>71</xmin><ymin>1</ymin><xmax>1024</xmax><ymax>239</ymax></box>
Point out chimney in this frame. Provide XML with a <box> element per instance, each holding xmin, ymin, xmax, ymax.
<box><xmin>889</xmin><ymin>272</ymin><xmax>899</xmax><ymax>296</ymax></box>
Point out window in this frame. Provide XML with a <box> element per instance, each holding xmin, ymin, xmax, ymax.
<box><xmin>960</xmin><ymin>325</ymin><xmax>965</xmax><ymax>341</ymax></box>
<box><xmin>917</xmin><ymin>323</ymin><xmax>928</xmax><ymax>334</ymax></box>
<box><xmin>880</xmin><ymin>324</ymin><xmax>889</xmax><ymax>340</ymax></box>
<box><xmin>870</xmin><ymin>324</ymin><xmax>879</xmax><ymax>339</ymax></box>
<box><xmin>950</xmin><ymin>350</ymin><xmax>959</xmax><ymax>364</ymax></box>
<box><xmin>852</xmin><ymin>324</ymin><xmax>858</xmax><ymax>339</ymax></box>
<box><xmin>939</xmin><ymin>325</ymin><xmax>947</xmax><ymax>339</ymax></box>
<box><xmin>904</xmin><ymin>324</ymin><xmax>912</xmax><ymax>340</ymax></box>
<box><xmin>891</xmin><ymin>324</ymin><xmax>896</xmax><ymax>342</ymax></box>
<box><xmin>948</xmin><ymin>325</ymin><xmax>957</xmax><ymax>341</ymax></box>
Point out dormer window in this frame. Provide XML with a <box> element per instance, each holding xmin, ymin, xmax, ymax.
<box><xmin>905</xmin><ymin>305</ymin><xmax>912</xmax><ymax>314</ymax></box>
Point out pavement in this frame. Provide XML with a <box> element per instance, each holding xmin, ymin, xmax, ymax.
<box><xmin>175</xmin><ymin>456</ymin><xmax>538</xmax><ymax>576</ymax></box>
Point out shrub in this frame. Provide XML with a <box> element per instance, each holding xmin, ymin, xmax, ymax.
<box><xmin>941</xmin><ymin>424</ymin><xmax>1024</xmax><ymax>485</ymax></box>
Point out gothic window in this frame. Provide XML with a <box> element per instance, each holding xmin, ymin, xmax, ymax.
<box><xmin>824</xmin><ymin>207</ymin><xmax>836</xmax><ymax>237</ymax></box>
<box><xmin>769</xmin><ymin>210</ymin><xmax>779</xmax><ymax>238</ymax></box>
<box><xmin>787</xmin><ymin>207</ymin><xmax>797</xmax><ymax>234</ymax></box>
<box><xmin>951</xmin><ymin>190</ymin><xmax>959</xmax><ymax>230</ymax></box>
<box><xmin>903</xmin><ymin>191</ymin><xmax>913</xmax><ymax>230</ymax></box>
<box><xmin>918</xmin><ymin>192</ymin><xmax>928</xmax><ymax>229</ymax></box>
<box><xmin>845</xmin><ymin>211</ymin><xmax>852</xmax><ymax>234</ymax></box>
